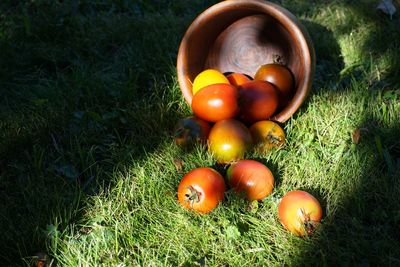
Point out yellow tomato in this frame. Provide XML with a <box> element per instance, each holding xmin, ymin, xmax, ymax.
<box><xmin>192</xmin><ymin>69</ymin><xmax>230</xmax><ymax>95</ymax></box>
<box><xmin>208</xmin><ymin>119</ymin><xmax>252</xmax><ymax>164</ymax></box>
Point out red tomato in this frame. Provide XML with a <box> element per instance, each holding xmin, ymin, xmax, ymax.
<box><xmin>174</xmin><ymin>117</ymin><xmax>211</xmax><ymax>147</ymax></box>
<box><xmin>227</xmin><ymin>159</ymin><xmax>274</xmax><ymax>201</ymax></box>
<box><xmin>177</xmin><ymin>167</ymin><xmax>225</xmax><ymax>213</ymax></box>
<box><xmin>191</xmin><ymin>83</ymin><xmax>239</xmax><ymax>123</ymax></box>
<box><xmin>278</xmin><ymin>190</ymin><xmax>323</xmax><ymax>236</ymax></box>
<box><xmin>250</xmin><ymin>120</ymin><xmax>285</xmax><ymax>152</ymax></box>
<box><xmin>254</xmin><ymin>64</ymin><xmax>294</xmax><ymax>107</ymax></box>
<box><xmin>208</xmin><ymin>119</ymin><xmax>252</xmax><ymax>164</ymax></box>
<box><xmin>238</xmin><ymin>80</ymin><xmax>279</xmax><ymax>124</ymax></box>
<box><xmin>226</xmin><ymin>72</ymin><xmax>252</xmax><ymax>87</ymax></box>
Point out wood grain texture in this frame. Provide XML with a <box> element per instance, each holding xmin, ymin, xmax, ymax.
<box><xmin>205</xmin><ymin>15</ymin><xmax>290</xmax><ymax>78</ymax></box>
<box><xmin>177</xmin><ymin>0</ymin><xmax>315</xmax><ymax>123</ymax></box>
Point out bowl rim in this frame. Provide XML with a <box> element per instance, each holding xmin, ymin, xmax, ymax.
<box><xmin>177</xmin><ymin>0</ymin><xmax>315</xmax><ymax>123</ymax></box>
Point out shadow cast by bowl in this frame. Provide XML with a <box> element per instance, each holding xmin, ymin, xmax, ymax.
<box><xmin>301</xmin><ymin>20</ymin><xmax>344</xmax><ymax>91</ymax></box>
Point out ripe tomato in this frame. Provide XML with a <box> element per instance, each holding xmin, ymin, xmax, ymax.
<box><xmin>191</xmin><ymin>83</ymin><xmax>239</xmax><ymax>123</ymax></box>
<box><xmin>238</xmin><ymin>80</ymin><xmax>279</xmax><ymax>124</ymax></box>
<box><xmin>208</xmin><ymin>119</ymin><xmax>252</xmax><ymax>164</ymax></box>
<box><xmin>177</xmin><ymin>167</ymin><xmax>225</xmax><ymax>213</ymax></box>
<box><xmin>227</xmin><ymin>159</ymin><xmax>274</xmax><ymax>201</ymax></box>
<box><xmin>174</xmin><ymin>117</ymin><xmax>211</xmax><ymax>147</ymax></box>
<box><xmin>278</xmin><ymin>190</ymin><xmax>323</xmax><ymax>237</ymax></box>
<box><xmin>192</xmin><ymin>69</ymin><xmax>230</xmax><ymax>95</ymax></box>
<box><xmin>250</xmin><ymin>120</ymin><xmax>285</xmax><ymax>152</ymax></box>
<box><xmin>226</xmin><ymin>72</ymin><xmax>252</xmax><ymax>87</ymax></box>
<box><xmin>254</xmin><ymin>64</ymin><xmax>294</xmax><ymax>107</ymax></box>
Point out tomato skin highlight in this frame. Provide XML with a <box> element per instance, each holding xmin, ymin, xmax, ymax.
<box><xmin>238</xmin><ymin>81</ymin><xmax>279</xmax><ymax>124</ymax></box>
<box><xmin>177</xmin><ymin>167</ymin><xmax>225</xmax><ymax>213</ymax></box>
<box><xmin>250</xmin><ymin>120</ymin><xmax>285</xmax><ymax>152</ymax></box>
<box><xmin>227</xmin><ymin>160</ymin><xmax>274</xmax><ymax>201</ymax></box>
<box><xmin>191</xmin><ymin>83</ymin><xmax>239</xmax><ymax>123</ymax></box>
<box><xmin>208</xmin><ymin>119</ymin><xmax>253</xmax><ymax>164</ymax></box>
<box><xmin>174</xmin><ymin>117</ymin><xmax>211</xmax><ymax>147</ymax></box>
<box><xmin>254</xmin><ymin>64</ymin><xmax>294</xmax><ymax>107</ymax></box>
<box><xmin>278</xmin><ymin>190</ymin><xmax>323</xmax><ymax>236</ymax></box>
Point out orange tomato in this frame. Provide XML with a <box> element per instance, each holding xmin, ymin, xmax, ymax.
<box><xmin>226</xmin><ymin>72</ymin><xmax>252</xmax><ymax>87</ymax></box>
<box><xmin>278</xmin><ymin>190</ymin><xmax>323</xmax><ymax>236</ymax></box>
<box><xmin>250</xmin><ymin>120</ymin><xmax>285</xmax><ymax>152</ymax></box>
<box><xmin>177</xmin><ymin>167</ymin><xmax>225</xmax><ymax>213</ymax></box>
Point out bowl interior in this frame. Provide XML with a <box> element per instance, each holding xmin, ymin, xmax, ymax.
<box><xmin>205</xmin><ymin>14</ymin><xmax>295</xmax><ymax>79</ymax></box>
<box><xmin>177</xmin><ymin>1</ymin><xmax>314</xmax><ymax>122</ymax></box>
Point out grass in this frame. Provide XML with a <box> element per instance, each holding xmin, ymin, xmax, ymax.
<box><xmin>0</xmin><ymin>0</ymin><xmax>399</xmax><ymax>266</ymax></box>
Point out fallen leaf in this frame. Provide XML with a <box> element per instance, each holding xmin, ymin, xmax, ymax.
<box><xmin>352</xmin><ymin>129</ymin><xmax>361</xmax><ymax>144</ymax></box>
<box><xmin>377</xmin><ymin>0</ymin><xmax>397</xmax><ymax>19</ymax></box>
<box><xmin>352</xmin><ymin>127</ymin><xmax>369</xmax><ymax>144</ymax></box>
<box><xmin>79</xmin><ymin>227</ymin><xmax>92</xmax><ymax>235</ymax></box>
<box><xmin>173</xmin><ymin>159</ymin><xmax>184</xmax><ymax>173</ymax></box>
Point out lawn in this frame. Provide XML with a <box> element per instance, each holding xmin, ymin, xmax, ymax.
<box><xmin>0</xmin><ymin>0</ymin><xmax>399</xmax><ymax>266</ymax></box>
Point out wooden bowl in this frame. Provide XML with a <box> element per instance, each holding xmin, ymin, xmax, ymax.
<box><xmin>177</xmin><ymin>0</ymin><xmax>315</xmax><ymax>123</ymax></box>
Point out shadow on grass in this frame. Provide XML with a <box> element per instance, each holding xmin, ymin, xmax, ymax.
<box><xmin>301</xmin><ymin>21</ymin><xmax>344</xmax><ymax>90</ymax></box>
<box><xmin>0</xmin><ymin>1</ymin><xmax>209</xmax><ymax>265</ymax></box>
<box><xmin>0</xmin><ymin>91</ymin><xmax>182</xmax><ymax>265</ymax></box>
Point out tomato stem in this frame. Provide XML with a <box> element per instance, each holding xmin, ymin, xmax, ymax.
<box><xmin>266</xmin><ymin>132</ymin><xmax>283</xmax><ymax>146</ymax></box>
<box><xmin>184</xmin><ymin>186</ymin><xmax>201</xmax><ymax>208</ymax></box>
<box><xmin>301</xmin><ymin>208</ymin><xmax>320</xmax><ymax>236</ymax></box>
<box><xmin>272</xmin><ymin>54</ymin><xmax>285</xmax><ymax>65</ymax></box>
